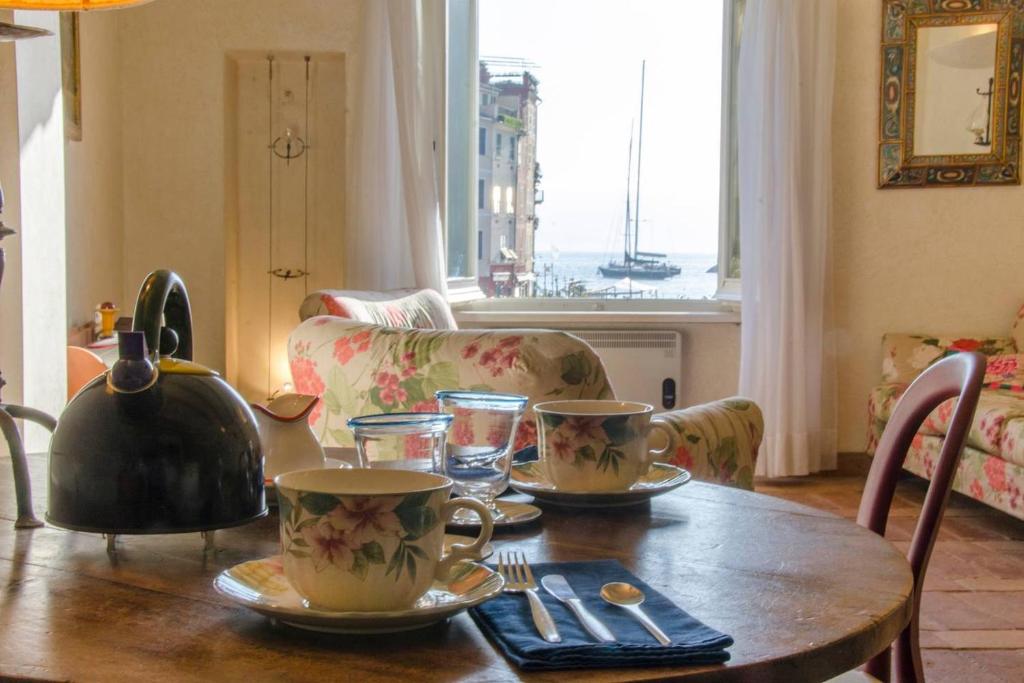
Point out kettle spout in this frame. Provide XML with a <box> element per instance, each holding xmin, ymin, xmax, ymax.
<box><xmin>109</xmin><ymin>331</ymin><xmax>158</xmax><ymax>393</ymax></box>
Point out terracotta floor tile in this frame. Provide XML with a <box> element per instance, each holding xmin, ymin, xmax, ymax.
<box><xmin>942</xmin><ymin>514</ymin><xmax>1024</xmax><ymax>541</ymax></box>
<box><xmin>921</xmin><ymin>648</ymin><xmax>1024</xmax><ymax>682</ymax></box>
<box><xmin>919</xmin><ymin>592</ymin><xmax>1020</xmax><ymax>631</ymax></box>
<box><xmin>923</xmin><ymin>630</ymin><xmax>1024</xmax><ymax>649</ymax></box>
<box><xmin>955</xmin><ymin>577</ymin><xmax>1024</xmax><ymax>592</ymax></box>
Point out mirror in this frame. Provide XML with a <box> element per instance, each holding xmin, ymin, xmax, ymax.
<box><xmin>879</xmin><ymin>2</ymin><xmax>1022</xmax><ymax>188</ymax></box>
<box><xmin>914</xmin><ymin>24</ymin><xmax>997</xmax><ymax>155</ymax></box>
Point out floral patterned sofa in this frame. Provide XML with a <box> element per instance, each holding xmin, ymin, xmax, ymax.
<box><xmin>288</xmin><ymin>313</ymin><xmax>764</xmax><ymax>489</ymax></box>
<box><xmin>868</xmin><ymin>307</ymin><xmax>1024</xmax><ymax>520</ymax></box>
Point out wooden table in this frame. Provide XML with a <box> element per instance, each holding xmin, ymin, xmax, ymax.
<box><xmin>0</xmin><ymin>454</ymin><xmax>912</xmax><ymax>682</ymax></box>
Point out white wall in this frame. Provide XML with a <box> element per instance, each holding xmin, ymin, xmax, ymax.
<box><xmin>0</xmin><ymin>10</ymin><xmax>24</xmax><ymax>416</ymax></box>
<box><xmin>14</xmin><ymin>10</ymin><xmax>67</xmax><ymax>449</ymax></box>
<box><xmin>832</xmin><ymin>2</ymin><xmax>1024</xmax><ymax>451</ymax></box>
<box><xmin>118</xmin><ymin>0</ymin><xmax>362</xmax><ymax>372</ymax></box>
<box><xmin>64</xmin><ymin>10</ymin><xmax>124</xmax><ymax>331</ymax></box>
<box><xmin>0</xmin><ymin>9</ymin><xmax>125</xmax><ymax>454</ymax></box>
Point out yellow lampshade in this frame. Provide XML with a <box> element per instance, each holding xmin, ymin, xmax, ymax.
<box><xmin>0</xmin><ymin>0</ymin><xmax>149</xmax><ymax>9</ymax></box>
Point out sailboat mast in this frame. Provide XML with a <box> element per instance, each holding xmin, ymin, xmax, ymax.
<box><xmin>624</xmin><ymin>123</ymin><xmax>633</xmax><ymax>263</ymax></box>
<box><xmin>633</xmin><ymin>60</ymin><xmax>646</xmax><ymax>258</ymax></box>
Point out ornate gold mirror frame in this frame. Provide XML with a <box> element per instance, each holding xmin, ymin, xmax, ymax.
<box><xmin>879</xmin><ymin>0</ymin><xmax>1024</xmax><ymax>188</ymax></box>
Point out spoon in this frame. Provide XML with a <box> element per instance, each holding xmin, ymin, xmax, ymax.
<box><xmin>600</xmin><ymin>582</ymin><xmax>671</xmax><ymax>646</ymax></box>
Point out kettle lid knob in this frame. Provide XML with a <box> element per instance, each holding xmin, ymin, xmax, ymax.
<box><xmin>159</xmin><ymin>327</ymin><xmax>179</xmax><ymax>357</ymax></box>
<box><xmin>109</xmin><ymin>331</ymin><xmax>158</xmax><ymax>393</ymax></box>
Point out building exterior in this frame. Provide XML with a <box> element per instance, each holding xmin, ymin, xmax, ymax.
<box><xmin>477</xmin><ymin>65</ymin><xmax>541</xmax><ymax>297</ymax></box>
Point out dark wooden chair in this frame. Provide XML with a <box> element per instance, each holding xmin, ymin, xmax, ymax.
<box><xmin>850</xmin><ymin>351</ymin><xmax>985</xmax><ymax>682</ymax></box>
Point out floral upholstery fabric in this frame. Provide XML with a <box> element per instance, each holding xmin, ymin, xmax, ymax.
<box><xmin>299</xmin><ymin>289</ymin><xmax>458</xmax><ymax>330</ymax></box>
<box><xmin>904</xmin><ymin>435</ymin><xmax>1023</xmax><ymax>520</ymax></box>
<box><xmin>870</xmin><ymin>313</ymin><xmax>1024</xmax><ymax>521</ymax></box>
<box><xmin>289</xmin><ymin>317</ymin><xmax>613</xmax><ymax>450</ymax></box>
<box><xmin>868</xmin><ymin>383</ymin><xmax>1024</xmax><ymax>467</ymax></box>
<box><xmin>653</xmin><ymin>398</ymin><xmax>762</xmax><ymax>490</ymax></box>
<box><xmin>984</xmin><ymin>353</ymin><xmax>1024</xmax><ymax>392</ymax></box>
<box><xmin>880</xmin><ymin>333</ymin><xmax>1015</xmax><ymax>384</ymax></box>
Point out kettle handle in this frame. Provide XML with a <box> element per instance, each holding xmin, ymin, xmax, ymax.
<box><xmin>132</xmin><ymin>269</ymin><xmax>194</xmax><ymax>361</ymax></box>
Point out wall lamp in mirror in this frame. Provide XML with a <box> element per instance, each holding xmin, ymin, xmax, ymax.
<box><xmin>879</xmin><ymin>0</ymin><xmax>1023</xmax><ymax>188</ymax></box>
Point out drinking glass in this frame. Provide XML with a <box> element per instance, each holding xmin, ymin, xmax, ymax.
<box><xmin>347</xmin><ymin>413</ymin><xmax>453</xmax><ymax>472</ymax></box>
<box><xmin>435</xmin><ymin>391</ymin><xmax>528</xmax><ymax>522</ymax></box>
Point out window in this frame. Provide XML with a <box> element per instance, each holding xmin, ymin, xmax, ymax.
<box><xmin>445</xmin><ymin>0</ymin><xmax>739</xmax><ymax>301</ymax></box>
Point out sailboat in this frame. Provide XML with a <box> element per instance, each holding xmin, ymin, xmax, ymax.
<box><xmin>598</xmin><ymin>61</ymin><xmax>680</xmax><ymax>281</ymax></box>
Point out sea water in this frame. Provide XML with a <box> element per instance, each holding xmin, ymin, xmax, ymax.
<box><xmin>532</xmin><ymin>251</ymin><xmax>718</xmax><ymax>300</ymax></box>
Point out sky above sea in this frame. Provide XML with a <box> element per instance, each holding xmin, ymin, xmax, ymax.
<box><xmin>480</xmin><ymin>0</ymin><xmax>725</xmax><ymax>256</ymax></box>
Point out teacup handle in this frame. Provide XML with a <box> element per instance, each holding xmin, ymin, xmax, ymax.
<box><xmin>646</xmin><ymin>419</ymin><xmax>674</xmax><ymax>465</ymax></box>
<box><xmin>435</xmin><ymin>497</ymin><xmax>494</xmax><ymax>581</ymax></box>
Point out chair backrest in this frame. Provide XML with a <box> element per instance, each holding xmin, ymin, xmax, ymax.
<box><xmin>298</xmin><ymin>289</ymin><xmax>458</xmax><ymax>330</ymax></box>
<box><xmin>857</xmin><ymin>351</ymin><xmax>985</xmax><ymax>682</ymax></box>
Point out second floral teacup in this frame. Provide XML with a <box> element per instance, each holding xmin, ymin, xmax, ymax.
<box><xmin>534</xmin><ymin>400</ymin><xmax>672</xmax><ymax>492</ymax></box>
<box><xmin>275</xmin><ymin>468</ymin><xmax>493</xmax><ymax>611</ymax></box>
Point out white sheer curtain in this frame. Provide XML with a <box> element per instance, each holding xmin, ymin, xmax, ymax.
<box><xmin>737</xmin><ymin>0</ymin><xmax>838</xmax><ymax>477</ymax></box>
<box><xmin>345</xmin><ymin>0</ymin><xmax>447</xmax><ymax>295</ymax></box>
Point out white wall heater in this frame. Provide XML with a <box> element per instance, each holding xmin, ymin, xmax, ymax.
<box><xmin>567</xmin><ymin>330</ymin><xmax>682</xmax><ymax>410</ymax></box>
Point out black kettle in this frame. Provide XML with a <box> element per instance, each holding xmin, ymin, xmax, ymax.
<box><xmin>47</xmin><ymin>270</ymin><xmax>266</xmax><ymax>534</ymax></box>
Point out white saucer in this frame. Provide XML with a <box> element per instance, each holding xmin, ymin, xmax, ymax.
<box><xmin>509</xmin><ymin>461</ymin><xmax>691</xmax><ymax>507</ymax></box>
<box><xmin>213</xmin><ymin>556</ymin><xmax>503</xmax><ymax>634</ymax></box>
<box><xmin>444</xmin><ymin>499</ymin><xmax>542</xmax><ymax>528</ymax></box>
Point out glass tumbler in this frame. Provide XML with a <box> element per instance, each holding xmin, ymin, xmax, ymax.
<box><xmin>347</xmin><ymin>413</ymin><xmax>454</xmax><ymax>472</ymax></box>
<box><xmin>435</xmin><ymin>391</ymin><xmax>528</xmax><ymax>522</ymax></box>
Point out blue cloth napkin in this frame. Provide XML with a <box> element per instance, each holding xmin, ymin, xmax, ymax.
<box><xmin>470</xmin><ymin>560</ymin><xmax>732</xmax><ymax>671</ymax></box>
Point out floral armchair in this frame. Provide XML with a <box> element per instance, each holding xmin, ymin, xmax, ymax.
<box><xmin>289</xmin><ymin>317</ymin><xmax>613</xmax><ymax>453</ymax></box>
<box><xmin>867</xmin><ymin>305</ymin><xmax>1024</xmax><ymax>520</ymax></box>
<box><xmin>653</xmin><ymin>398</ymin><xmax>763</xmax><ymax>490</ymax></box>
<box><xmin>289</xmin><ymin>313</ymin><xmax>764</xmax><ymax>490</ymax></box>
<box><xmin>299</xmin><ymin>288</ymin><xmax>457</xmax><ymax>330</ymax></box>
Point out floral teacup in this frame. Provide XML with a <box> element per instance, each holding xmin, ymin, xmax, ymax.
<box><xmin>534</xmin><ymin>400</ymin><xmax>672</xmax><ymax>492</ymax></box>
<box><xmin>274</xmin><ymin>469</ymin><xmax>493</xmax><ymax>611</ymax></box>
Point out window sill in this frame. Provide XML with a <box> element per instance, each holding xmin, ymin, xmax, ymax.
<box><xmin>446</xmin><ymin>279</ymin><xmax>486</xmax><ymax>304</ymax></box>
<box><xmin>452</xmin><ymin>298</ymin><xmax>740</xmax><ymax>327</ymax></box>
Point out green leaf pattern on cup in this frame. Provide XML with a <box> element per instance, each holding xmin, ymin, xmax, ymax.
<box><xmin>541</xmin><ymin>414</ymin><xmax>641</xmax><ymax>474</ymax></box>
<box><xmin>280</xmin><ymin>489</ymin><xmax>440</xmax><ymax>583</ymax></box>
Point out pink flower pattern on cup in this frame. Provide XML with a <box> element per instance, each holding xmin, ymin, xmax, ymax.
<box><xmin>283</xmin><ymin>491</ymin><xmax>436</xmax><ymax>581</ymax></box>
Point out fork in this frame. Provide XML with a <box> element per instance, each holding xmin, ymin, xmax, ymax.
<box><xmin>498</xmin><ymin>551</ymin><xmax>561</xmax><ymax>643</ymax></box>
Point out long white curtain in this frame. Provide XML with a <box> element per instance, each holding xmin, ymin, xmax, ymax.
<box><xmin>345</xmin><ymin>0</ymin><xmax>447</xmax><ymax>295</ymax></box>
<box><xmin>737</xmin><ymin>0</ymin><xmax>837</xmax><ymax>477</ymax></box>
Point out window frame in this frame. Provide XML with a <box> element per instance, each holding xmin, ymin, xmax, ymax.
<box><xmin>442</xmin><ymin>0</ymin><xmax>482</xmax><ymax>293</ymax></box>
<box><xmin>715</xmin><ymin>0</ymin><xmax>743</xmax><ymax>300</ymax></box>
<box><xmin>442</xmin><ymin>0</ymin><xmax>742</xmax><ymax>306</ymax></box>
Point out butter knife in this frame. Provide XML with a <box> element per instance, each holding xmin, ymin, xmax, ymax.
<box><xmin>541</xmin><ymin>575</ymin><xmax>616</xmax><ymax>642</ymax></box>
